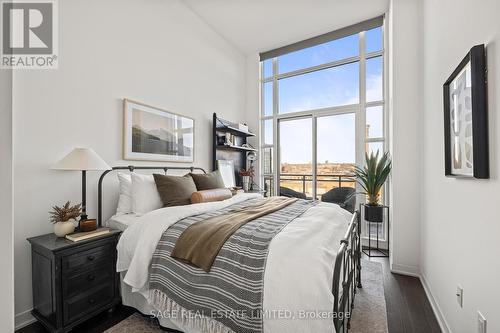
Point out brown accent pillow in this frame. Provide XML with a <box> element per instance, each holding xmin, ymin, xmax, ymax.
<box><xmin>190</xmin><ymin>170</ymin><xmax>225</xmax><ymax>190</ymax></box>
<box><xmin>153</xmin><ymin>174</ymin><xmax>197</xmax><ymax>207</ymax></box>
<box><xmin>191</xmin><ymin>189</ymin><xmax>233</xmax><ymax>204</ymax></box>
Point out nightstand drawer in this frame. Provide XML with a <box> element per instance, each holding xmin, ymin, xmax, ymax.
<box><xmin>62</xmin><ymin>244</ymin><xmax>113</xmax><ymax>273</ymax></box>
<box><xmin>64</xmin><ymin>264</ymin><xmax>114</xmax><ymax>298</ymax></box>
<box><xmin>63</xmin><ymin>283</ymin><xmax>114</xmax><ymax>325</ymax></box>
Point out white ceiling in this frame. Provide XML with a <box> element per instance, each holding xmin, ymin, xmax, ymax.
<box><xmin>184</xmin><ymin>0</ymin><xmax>389</xmax><ymax>55</ymax></box>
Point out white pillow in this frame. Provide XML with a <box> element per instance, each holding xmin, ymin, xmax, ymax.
<box><xmin>116</xmin><ymin>173</ymin><xmax>133</xmax><ymax>215</ymax></box>
<box><xmin>131</xmin><ymin>173</ymin><xmax>163</xmax><ymax>215</ymax></box>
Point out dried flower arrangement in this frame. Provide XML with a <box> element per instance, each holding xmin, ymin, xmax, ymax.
<box><xmin>49</xmin><ymin>201</ymin><xmax>82</xmax><ymax>224</ymax></box>
<box><xmin>239</xmin><ymin>166</ymin><xmax>255</xmax><ymax>177</ymax></box>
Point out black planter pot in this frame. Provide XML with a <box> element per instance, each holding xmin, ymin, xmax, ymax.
<box><xmin>364</xmin><ymin>204</ymin><xmax>384</xmax><ymax>223</ymax></box>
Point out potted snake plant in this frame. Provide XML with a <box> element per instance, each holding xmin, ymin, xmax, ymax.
<box><xmin>354</xmin><ymin>150</ymin><xmax>392</xmax><ymax>222</ymax></box>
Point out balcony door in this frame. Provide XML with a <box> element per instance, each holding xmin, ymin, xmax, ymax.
<box><xmin>278</xmin><ymin>117</ymin><xmax>313</xmax><ymax>198</ymax></box>
<box><xmin>278</xmin><ymin>112</ymin><xmax>356</xmax><ymax>200</ymax></box>
<box><xmin>316</xmin><ymin>113</ymin><xmax>356</xmax><ymax>199</ymax></box>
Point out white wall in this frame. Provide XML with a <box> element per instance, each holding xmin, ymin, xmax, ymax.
<box><xmin>421</xmin><ymin>0</ymin><xmax>500</xmax><ymax>332</ymax></box>
<box><xmin>244</xmin><ymin>55</ymin><xmax>260</xmax><ymax>176</ymax></box>
<box><xmin>387</xmin><ymin>0</ymin><xmax>422</xmax><ymax>276</ymax></box>
<box><xmin>0</xmin><ymin>67</ymin><xmax>15</xmax><ymax>330</ymax></box>
<box><xmin>13</xmin><ymin>0</ymin><xmax>246</xmax><ymax>328</ymax></box>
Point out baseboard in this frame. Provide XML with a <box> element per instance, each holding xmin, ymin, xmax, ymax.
<box><xmin>15</xmin><ymin>308</ymin><xmax>35</xmax><ymax>330</ymax></box>
<box><xmin>389</xmin><ymin>264</ymin><xmax>451</xmax><ymax>332</ymax></box>
<box><xmin>420</xmin><ymin>274</ymin><xmax>452</xmax><ymax>333</ymax></box>
<box><xmin>390</xmin><ymin>263</ymin><xmax>420</xmax><ymax>277</ymax></box>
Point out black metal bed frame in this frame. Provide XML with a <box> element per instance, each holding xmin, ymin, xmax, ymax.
<box><xmin>97</xmin><ymin>166</ymin><xmax>206</xmax><ymax>227</ymax></box>
<box><xmin>332</xmin><ymin>210</ymin><xmax>362</xmax><ymax>332</ymax></box>
<box><xmin>96</xmin><ymin>165</ymin><xmax>362</xmax><ymax>332</ymax></box>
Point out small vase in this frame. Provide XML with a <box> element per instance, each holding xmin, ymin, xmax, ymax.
<box><xmin>53</xmin><ymin>219</ymin><xmax>76</xmax><ymax>237</ymax></box>
<box><xmin>242</xmin><ymin>176</ymin><xmax>250</xmax><ymax>192</ymax></box>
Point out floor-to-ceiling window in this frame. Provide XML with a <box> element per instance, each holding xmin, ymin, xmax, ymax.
<box><xmin>259</xmin><ymin>16</ymin><xmax>387</xmax><ymax>238</ymax></box>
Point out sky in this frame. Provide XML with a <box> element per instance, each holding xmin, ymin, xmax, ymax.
<box><xmin>263</xmin><ymin>27</ymin><xmax>384</xmax><ymax>164</ymax></box>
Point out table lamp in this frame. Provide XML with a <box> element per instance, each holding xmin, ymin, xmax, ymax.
<box><xmin>52</xmin><ymin>148</ymin><xmax>111</xmax><ymax>221</ymax></box>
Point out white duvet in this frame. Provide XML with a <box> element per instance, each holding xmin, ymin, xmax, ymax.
<box><xmin>117</xmin><ymin>193</ymin><xmax>352</xmax><ymax>333</ymax></box>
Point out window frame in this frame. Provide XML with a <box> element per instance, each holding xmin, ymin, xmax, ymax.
<box><xmin>259</xmin><ymin>19</ymin><xmax>389</xmax><ymax>241</ymax></box>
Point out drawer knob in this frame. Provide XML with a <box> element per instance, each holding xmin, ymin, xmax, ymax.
<box><xmin>87</xmin><ymin>255</ymin><xmax>95</xmax><ymax>261</ymax></box>
<box><xmin>87</xmin><ymin>274</ymin><xmax>95</xmax><ymax>281</ymax></box>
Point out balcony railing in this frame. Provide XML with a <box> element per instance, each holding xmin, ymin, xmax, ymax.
<box><xmin>277</xmin><ymin>173</ymin><xmax>356</xmax><ymax>199</ymax></box>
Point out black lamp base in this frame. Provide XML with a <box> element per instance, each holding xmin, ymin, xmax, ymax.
<box><xmin>80</xmin><ymin>170</ymin><xmax>88</xmax><ymax>228</ymax></box>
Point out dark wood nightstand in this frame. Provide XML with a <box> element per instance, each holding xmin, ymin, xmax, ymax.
<box><xmin>27</xmin><ymin>229</ymin><xmax>122</xmax><ymax>333</ymax></box>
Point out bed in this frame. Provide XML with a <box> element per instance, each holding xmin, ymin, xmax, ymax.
<box><xmin>98</xmin><ymin>166</ymin><xmax>361</xmax><ymax>333</ymax></box>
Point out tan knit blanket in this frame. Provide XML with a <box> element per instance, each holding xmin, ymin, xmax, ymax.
<box><xmin>171</xmin><ymin>196</ymin><xmax>297</xmax><ymax>272</ymax></box>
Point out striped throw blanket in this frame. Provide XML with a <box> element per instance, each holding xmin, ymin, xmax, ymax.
<box><xmin>149</xmin><ymin>197</ymin><xmax>316</xmax><ymax>333</ymax></box>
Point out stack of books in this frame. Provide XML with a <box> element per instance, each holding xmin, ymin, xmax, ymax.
<box><xmin>65</xmin><ymin>228</ymin><xmax>110</xmax><ymax>242</ymax></box>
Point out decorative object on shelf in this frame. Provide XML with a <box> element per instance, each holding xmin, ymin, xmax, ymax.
<box><xmin>216</xmin><ymin>134</ymin><xmax>226</xmax><ymax>146</ymax></box>
<box><xmin>237</xmin><ymin>123</ymin><xmax>249</xmax><ymax>132</ymax></box>
<box><xmin>239</xmin><ymin>166</ymin><xmax>255</xmax><ymax>192</ymax></box>
<box><xmin>123</xmin><ymin>99</ymin><xmax>194</xmax><ymax>162</ymax></box>
<box><xmin>244</xmin><ymin>145</ymin><xmax>258</xmax><ymax>190</ymax></box>
<box><xmin>360</xmin><ymin>203</ymin><xmax>389</xmax><ymax>258</ymax></box>
<box><xmin>443</xmin><ymin>44</ymin><xmax>488</xmax><ymax>178</ymax></box>
<box><xmin>52</xmin><ymin>147</ymin><xmax>111</xmax><ymax>224</ymax></box>
<box><xmin>224</xmin><ymin>132</ymin><xmax>237</xmax><ymax>146</ymax></box>
<box><xmin>49</xmin><ymin>201</ymin><xmax>81</xmax><ymax>237</ymax></box>
<box><xmin>216</xmin><ymin>160</ymin><xmax>236</xmax><ymax>188</ymax></box>
<box><xmin>213</xmin><ymin>113</ymin><xmax>255</xmax><ymax>187</ymax></box>
<box><xmin>79</xmin><ymin>218</ymin><xmax>97</xmax><ymax>232</ymax></box>
<box><xmin>354</xmin><ymin>150</ymin><xmax>391</xmax><ymax>223</ymax></box>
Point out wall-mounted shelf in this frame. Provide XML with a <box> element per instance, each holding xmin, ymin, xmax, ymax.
<box><xmin>217</xmin><ymin>145</ymin><xmax>256</xmax><ymax>152</ymax></box>
<box><xmin>213</xmin><ymin>113</ymin><xmax>255</xmax><ymax>185</ymax></box>
<box><xmin>215</xmin><ymin>125</ymin><xmax>255</xmax><ymax>137</ymax></box>
<box><xmin>214</xmin><ymin>116</ymin><xmax>255</xmax><ymax>137</ymax></box>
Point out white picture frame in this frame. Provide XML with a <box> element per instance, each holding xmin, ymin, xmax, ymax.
<box><xmin>216</xmin><ymin>160</ymin><xmax>236</xmax><ymax>188</ymax></box>
<box><xmin>123</xmin><ymin>99</ymin><xmax>194</xmax><ymax>162</ymax></box>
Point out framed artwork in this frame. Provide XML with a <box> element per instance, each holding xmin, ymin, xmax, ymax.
<box><xmin>216</xmin><ymin>160</ymin><xmax>236</xmax><ymax>188</ymax></box>
<box><xmin>443</xmin><ymin>44</ymin><xmax>489</xmax><ymax>178</ymax></box>
<box><xmin>123</xmin><ymin>99</ymin><xmax>194</xmax><ymax>162</ymax></box>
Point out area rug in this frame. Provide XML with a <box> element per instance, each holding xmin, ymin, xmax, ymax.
<box><xmin>349</xmin><ymin>259</ymin><xmax>388</xmax><ymax>333</ymax></box>
<box><xmin>105</xmin><ymin>260</ymin><xmax>387</xmax><ymax>333</ymax></box>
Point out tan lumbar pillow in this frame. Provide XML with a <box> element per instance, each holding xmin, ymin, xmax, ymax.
<box><xmin>191</xmin><ymin>188</ymin><xmax>232</xmax><ymax>204</ymax></box>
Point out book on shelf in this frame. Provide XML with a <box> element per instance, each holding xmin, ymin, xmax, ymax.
<box><xmin>65</xmin><ymin>228</ymin><xmax>110</xmax><ymax>242</ymax></box>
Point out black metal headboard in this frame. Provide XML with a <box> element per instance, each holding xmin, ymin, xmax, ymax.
<box><xmin>97</xmin><ymin>165</ymin><xmax>206</xmax><ymax>226</ymax></box>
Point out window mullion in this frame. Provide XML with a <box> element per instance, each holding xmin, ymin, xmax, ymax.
<box><xmin>357</xmin><ymin>31</ymin><xmax>367</xmax><ymax>225</ymax></box>
<box><xmin>272</xmin><ymin>57</ymin><xmax>279</xmax><ymax>196</ymax></box>
<box><xmin>276</xmin><ymin>55</ymin><xmax>361</xmax><ymax>80</ymax></box>
<box><xmin>357</xmin><ymin>31</ymin><xmax>367</xmax><ymax>168</ymax></box>
<box><xmin>312</xmin><ymin>117</ymin><xmax>317</xmax><ymax>200</ymax></box>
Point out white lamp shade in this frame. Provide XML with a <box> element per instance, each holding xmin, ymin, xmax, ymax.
<box><xmin>52</xmin><ymin>148</ymin><xmax>111</xmax><ymax>171</ymax></box>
